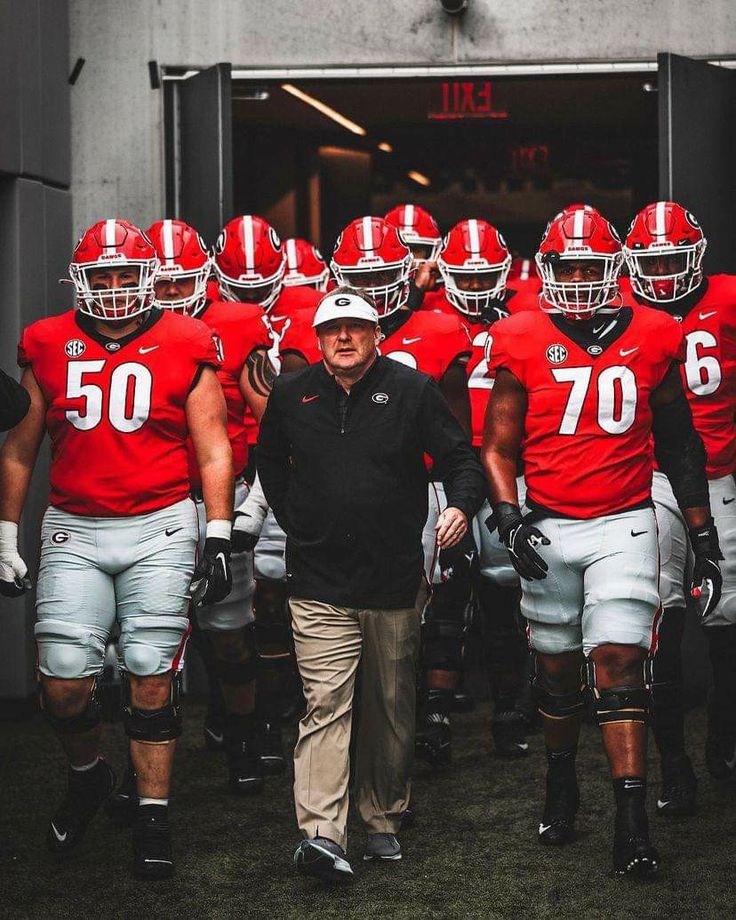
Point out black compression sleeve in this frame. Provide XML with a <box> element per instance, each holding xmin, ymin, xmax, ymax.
<box><xmin>651</xmin><ymin>387</ymin><xmax>709</xmax><ymax>511</ymax></box>
<box><xmin>0</xmin><ymin>368</ymin><xmax>30</xmax><ymax>431</ymax></box>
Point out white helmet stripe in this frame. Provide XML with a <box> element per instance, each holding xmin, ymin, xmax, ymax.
<box><xmin>162</xmin><ymin>219</ymin><xmax>175</xmax><ymax>261</ymax></box>
<box><xmin>655</xmin><ymin>201</ymin><xmax>666</xmax><ymax>236</ymax></box>
<box><xmin>572</xmin><ymin>208</ymin><xmax>585</xmax><ymax>240</ymax></box>
<box><xmin>243</xmin><ymin>216</ymin><xmax>255</xmax><ymax>272</ymax></box>
<box><xmin>403</xmin><ymin>204</ymin><xmax>415</xmax><ymax>232</ymax></box>
<box><xmin>105</xmin><ymin>218</ymin><xmax>117</xmax><ymax>249</ymax></box>
<box><xmin>467</xmin><ymin>219</ymin><xmax>481</xmax><ymax>254</ymax></box>
<box><xmin>362</xmin><ymin>216</ymin><xmax>375</xmax><ymax>257</ymax></box>
<box><xmin>286</xmin><ymin>238</ymin><xmax>298</xmax><ymax>270</ymax></box>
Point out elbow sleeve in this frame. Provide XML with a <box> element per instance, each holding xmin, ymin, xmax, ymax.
<box><xmin>652</xmin><ymin>391</ymin><xmax>709</xmax><ymax>510</ymax></box>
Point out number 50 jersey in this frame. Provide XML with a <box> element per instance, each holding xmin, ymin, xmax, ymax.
<box><xmin>487</xmin><ymin>305</ymin><xmax>685</xmax><ymax>519</ymax></box>
<box><xmin>18</xmin><ymin>308</ymin><xmax>220</xmax><ymax>517</ymax></box>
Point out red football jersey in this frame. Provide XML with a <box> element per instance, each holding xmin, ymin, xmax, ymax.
<box><xmin>19</xmin><ymin>309</ymin><xmax>219</xmax><ymax>516</ymax></box>
<box><xmin>187</xmin><ymin>300</ymin><xmax>272</xmax><ymax>487</ymax></box>
<box><xmin>488</xmin><ymin>307</ymin><xmax>685</xmax><ymax>518</ymax></box>
<box><xmin>637</xmin><ymin>275</ymin><xmax>736</xmax><ymax>479</ymax></box>
<box><xmin>379</xmin><ymin>310</ymin><xmax>471</xmax><ymax>382</ymax></box>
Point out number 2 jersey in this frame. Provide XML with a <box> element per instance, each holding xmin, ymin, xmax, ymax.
<box><xmin>488</xmin><ymin>305</ymin><xmax>685</xmax><ymax>518</ymax></box>
<box><xmin>18</xmin><ymin>307</ymin><xmax>220</xmax><ymax>517</ymax></box>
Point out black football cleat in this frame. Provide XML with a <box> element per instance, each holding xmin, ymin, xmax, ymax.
<box><xmin>226</xmin><ymin>735</ymin><xmax>264</xmax><ymax>795</ymax></box>
<box><xmin>538</xmin><ymin>756</ymin><xmax>579</xmax><ymax>846</ymax></box>
<box><xmin>492</xmin><ymin>709</ymin><xmax>530</xmax><ymax>759</ymax></box>
<box><xmin>613</xmin><ymin>798</ymin><xmax>659</xmax><ymax>879</ymax></box>
<box><xmin>106</xmin><ymin>762</ymin><xmax>138</xmax><ymax>827</ymax></box>
<box><xmin>399</xmin><ymin>807</ymin><xmax>416</xmax><ymax>830</ymax></box>
<box><xmin>133</xmin><ymin>804</ymin><xmax>174</xmax><ymax>880</ymax></box>
<box><xmin>203</xmin><ymin>711</ymin><xmax>225</xmax><ymax>752</ymax></box>
<box><xmin>415</xmin><ymin>714</ymin><xmax>451</xmax><ymax>767</ymax></box>
<box><xmin>259</xmin><ymin>721</ymin><xmax>287</xmax><ymax>775</ymax></box>
<box><xmin>47</xmin><ymin>759</ymin><xmax>116</xmax><ymax>854</ymax></box>
<box><xmin>705</xmin><ymin>699</ymin><xmax>736</xmax><ymax>781</ymax></box>
<box><xmin>294</xmin><ymin>836</ymin><xmax>353</xmax><ymax>883</ymax></box>
<box><xmin>656</xmin><ymin>754</ymin><xmax>697</xmax><ymax>816</ymax></box>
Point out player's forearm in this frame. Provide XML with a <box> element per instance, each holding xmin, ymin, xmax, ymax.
<box><xmin>482</xmin><ymin>449</ymin><xmax>520</xmax><ymax>507</ymax></box>
<box><xmin>0</xmin><ymin>453</ymin><xmax>35</xmax><ymax>522</ymax></box>
<box><xmin>198</xmin><ymin>440</ymin><xmax>235</xmax><ymax>523</ymax></box>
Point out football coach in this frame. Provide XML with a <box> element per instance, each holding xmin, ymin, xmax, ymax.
<box><xmin>257</xmin><ymin>287</ymin><xmax>485</xmax><ymax>881</ymax></box>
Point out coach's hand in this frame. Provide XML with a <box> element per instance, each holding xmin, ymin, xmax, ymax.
<box><xmin>0</xmin><ymin>521</ymin><xmax>31</xmax><ymax>597</ymax></box>
<box><xmin>491</xmin><ymin>502</ymin><xmax>550</xmax><ymax>581</ymax></box>
<box><xmin>191</xmin><ymin>537</ymin><xmax>232</xmax><ymax>607</ymax></box>
<box><xmin>436</xmin><ymin>507</ymin><xmax>468</xmax><ymax>549</ymax></box>
<box><xmin>689</xmin><ymin>519</ymin><xmax>724</xmax><ymax>622</ymax></box>
<box><xmin>231</xmin><ymin>513</ymin><xmax>259</xmax><ymax>554</ymax></box>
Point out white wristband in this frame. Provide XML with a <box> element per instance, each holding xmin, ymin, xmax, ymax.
<box><xmin>0</xmin><ymin>520</ymin><xmax>19</xmax><ymax>551</ymax></box>
<box><xmin>206</xmin><ymin>519</ymin><xmax>232</xmax><ymax>540</ymax></box>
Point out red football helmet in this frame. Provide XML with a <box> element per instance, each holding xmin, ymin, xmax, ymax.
<box><xmin>147</xmin><ymin>219</ymin><xmax>211</xmax><ymax>315</ymax></box>
<box><xmin>331</xmin><ymin>216</ymin><xmax>411</xmax><ymax>316</ymax></box>
<box><xmin>437</xmin><ymin>219</ymin><xmax>511</xmax><ymax>318</ymax></box>
<box><xmin>282</xmin><ymin>238</ymin><xmax>330</xmax><ymax>291</ymax></box>
<box><xmin>624</xmin><ymin>201</ymin><xmax>707</xmax><ymax>303</ymax></box>
<box><xmin>384</xmin><ymin>204</ymin><xmax>442</xmax><ymax>267</ymax></box>
<box><xmin>213</xmin><ymin>215</ymin><xmax>286</xmax><ymax>311</ymax></box>
<box><xmin>69</xmin><ymin>219</ymin><xmax>159</xmax><ymax>321</ymax></box>
<box><xmin>536</xmin><ymin>204</ymin><xmax>623</xmax><ymax>317</ymax></box>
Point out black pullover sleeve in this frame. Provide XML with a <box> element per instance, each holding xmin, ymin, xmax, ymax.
<box><xmin>0</xmin><ymin>368</ymin><xmax>30</xmax><ymax>432</ymax></box>
<box><xmin>651</xmin><ymin>372</ymin><xmax>710</xmax><ymax>512</ymax></box>
<box><xmin>418</xmin><ymin>377</ymin><xmax>486</xmax><ymax>521</ymax></box>
<box><xmin>256</xmin><ymin>379</ymin><xmax>292</xmax><ymax>531</ymax></box>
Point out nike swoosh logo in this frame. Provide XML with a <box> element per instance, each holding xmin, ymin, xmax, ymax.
<box><xmin>165</xmin><ymin>527</ymin><xmax>182</xmax><ymax>536</ymax></box>
<box><xmin>656</xmin><ymin>799</ymin><xmax>671</xmax><ymax>809</ymax></box>
<box><xmin>725</xmin><ymin>747</ymin><xmax>736</xmax><ymax>771</ymax></box>
<box><xmin>631</xmin><ymin>530</ymin><xmax>647</xmax><ymax>537</ymax></box>
<box><xmin>301</xmin><ymin>395</ymin><xmax>319</xmax><ymax>403</ymax></box>
<box><xmin>538</xmin><ymin>824</ymin><xmax>553</xmax><ymax>835</ymax></box>
<box><xmin>723</xmin><ymin>498</ymin><xmax>735</xmax><ymax>505</ymax></box>
<box><xmin>139</xmin><ymin>345</ymin><xmax>159</xmax><ymax>354</ymax></box>
<box><xmin>50</xmin><ymin>823</ymin><xmax>67</xmax><ymax>842</ymax></box>
<box><xmin>402</xmin><ymin>337</ymin><xmax>422</xmax><ymax>345</ymax></box>
<box><xmin>204</xmin><ymin>727</ymin><xmax>224</xmax><ymax>744</ymax></box>
<box><xmin>699</xmin><ymin>311</ymin><xmax>717</xmax><ymax>321</ymax></box>
<box><xmin>619</xmin><ymin>346</ymin><xmax>639</xmax><ymax>357</ymax></box>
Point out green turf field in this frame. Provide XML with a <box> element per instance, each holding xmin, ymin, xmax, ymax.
<box><xmin>1</xmin><ymin>702</ymin><xmax>734</xmax><ymax>919</ymax></box>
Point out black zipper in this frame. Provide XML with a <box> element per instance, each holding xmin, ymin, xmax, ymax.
<box><xmin>338</xmin><ymin>389</ymin><xmax>349</xmax><ymax>434</ymax></box>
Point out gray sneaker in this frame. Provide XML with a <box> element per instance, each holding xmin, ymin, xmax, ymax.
<box><xmin>364</xmin><ymin>833</ymin><xmax>402</xmax><ymax>861</ymax></box>
<box><xmin>294</xmin><ymin>836</ymin><xmax>353</xmax><ymax>882</ymax></box>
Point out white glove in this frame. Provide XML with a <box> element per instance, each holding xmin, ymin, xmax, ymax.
<box><xmin>232</xmin><ymin>475</ymin><xmax>270</xmax><ymax>553</ymax></box>
<box><xmin>0</xmin><ymin>521</ymin><xmax>31</xmax><ymax>597</ymax></box>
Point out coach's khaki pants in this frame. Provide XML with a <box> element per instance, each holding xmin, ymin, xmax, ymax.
<box><xmin>290</xmin><ymin>590</ymin><xmax>424</xmax><ymax>848</ymax></box>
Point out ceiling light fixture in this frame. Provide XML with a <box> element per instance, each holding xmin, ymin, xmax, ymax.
<box><xmin>407</xmin><ymin>170</ymin><xmax>431</xmax><ymax>187</ymax></box>
<box><xmin>281</xmin><ymin>83</ymin><xmax>366</xmax><ymax>136</ymax></box>
<box><xmin>377</xmin><ymin>142</ymin><xmax>394</xmax><ymax>153</ymax></box>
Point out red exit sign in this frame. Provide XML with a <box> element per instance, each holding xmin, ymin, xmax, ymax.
<box><xmin>428</xmin><ymin>81</ymin><xmax>508</xmax><ymax>120</ymax></box>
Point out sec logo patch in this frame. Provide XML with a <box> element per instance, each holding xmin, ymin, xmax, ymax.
<box><xmin>65</xmin><ymin>339</ymin><xmax>86</xmax><ymax>357</ymax></box>
<box><xmin>546</xmin><ymin>343</ymin><xmax>568</xmax><ymax>364</ymax></box>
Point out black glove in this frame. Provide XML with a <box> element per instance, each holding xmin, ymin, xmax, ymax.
<box><xmin>0</xmin><ymin>571</ymin><xmax>32</xmax><ymax>598</ymax></box>
<box><xmin>489</xmin><ymin>502</ymin><xmax>550</xmax><ymax>581</ymax></box>
<box><xmin>190</xmin><ymin>537</ymin><xmax>232</xmax><ymax>607</ymax></box>
<box><xmin>231</xmin><ymin>514</ymin><xmax>259</xmax><ymax>554</ymax></box>
<box><xmin>689</xmin><ymin>518</ymin><xmax>724</xmax><ymax>622</ymax></box>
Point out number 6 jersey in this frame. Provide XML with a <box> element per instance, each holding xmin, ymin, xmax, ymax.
<box><xmin>487</xmin><ymin>305</ymin><xmax>685</xmax><ymax>518</ymax></box>
<box><xmin>18</xmin><ymin>308</ymin><xmax>220</xmax><ymax>516</ymax></box>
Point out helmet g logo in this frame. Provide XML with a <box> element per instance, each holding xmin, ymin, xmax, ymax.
<box><xmin>546</xmin><ymin>343</ymin><xmax>568</xmax><ymax>364</ymax></box>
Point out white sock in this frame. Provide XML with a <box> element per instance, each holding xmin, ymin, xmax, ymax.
<box><xmin>139</xmin><ymin>797</ymin><xmax>168</xmax><ymax>807</ymax></box>
<box><xmin>71</xmin><ymin>757</ymin><xmax>100</xmax><ymax>773</ymax></box>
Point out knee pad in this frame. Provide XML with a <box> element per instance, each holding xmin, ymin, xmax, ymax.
<box><xmin>118</xmin><ymin>615</ymin><xmax>189</xmax><ymax>677</ymax></box>
<box><xmin>531</xmin><ymin>653</ymin><xmax>587</xmax><ymax>719</ymax></box>
<box><xmin>422</xmin><ymin>603</ymin><xmax>468</xmax><ymax>672</ymax></box>
<box><xmin>254</xmin><ymin>620</ymin><xmax>292</xmax><ymax>669</ymax></box>
<box><xmin>585</xmin><ymin>658</ymin><xmax>649</xmax><ymax>727</ymax></box>
<box><xmin>212</xmin><ymin>625</ymin><xmax>258</xmax><ymax>685</ymax></box>
<box><xmin>35</xmin><ymin>619</ymin><xmax>105</xmax><ymax>679</ymax></box>
<box><xmin>122</xmin><ymin>673</ymin><xmax>182</xmax><ymax>743</ymax></box>
<box><xmin>650</xmin><ymin>607</ymin><xmax>685</xmax><ymax>690</ymax></box>
<box><xmin>40</xmin><ymin>677</ymin><xmax>102</xmax><ymax>734</ymax></box>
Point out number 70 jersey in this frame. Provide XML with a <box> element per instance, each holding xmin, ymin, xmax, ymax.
<box><xmin>18</xmin><ymin>308</ymin><xmax>220</xmax><ymax>517</ymax></box>
<box><xmin>487</xmin><ymin>306</ymin><xmax>685</xmax><ymax>518</ymax></box>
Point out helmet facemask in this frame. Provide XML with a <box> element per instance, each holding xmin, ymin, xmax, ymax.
<box><xmin>624</xmin><ymin>242</ymin><xmax>706</xmax><ymax>303</ymax></box>
<box><xmin>330</xmin><ymin>257</ymin><xmax>410</xmax><ymax>317</ymax></box>
<box><xmin>536</xmin><ymin>251</ymin><xmax>623</xmax><ymax>319</ymax></box>
<box><xmin>70</xmin><ymin>258</ymin><xmax>159</xmax><ymax>321</ymax></box>
<box><xmin>215</xmin><ymin>260</ymin><xmax>286</xmax><ymax>312</ymax></box>
<box><xmin>152</xmin><ymin>262</ymin><xmax>211</xmax><ymax>316</ymax></box>
<box><xmin>439</xmin><ymin>258</ymin><xmax>510</xmax><ymax>319</ymax></box>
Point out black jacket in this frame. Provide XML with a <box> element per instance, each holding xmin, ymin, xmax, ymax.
<box><xmin>257</xmin><ymin>356</ymin><xmax>486</xmax><ymax>608</ymax></box>
<box><xmin>0</xmin><ymin>368</ymin><xmax>30</xmax><ymax>432</ymax></box>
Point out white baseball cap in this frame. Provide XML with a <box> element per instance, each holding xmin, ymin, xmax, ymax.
<box><xmin>312</xmin><ymin>290</ymin><xmax>379</xmax><ymax>328</ymax></box>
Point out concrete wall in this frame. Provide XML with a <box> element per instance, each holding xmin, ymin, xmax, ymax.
<box><xmin>69</xmin><ymin>0</ymin><xmax>736</xmax><ymax>234</ymax></box>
